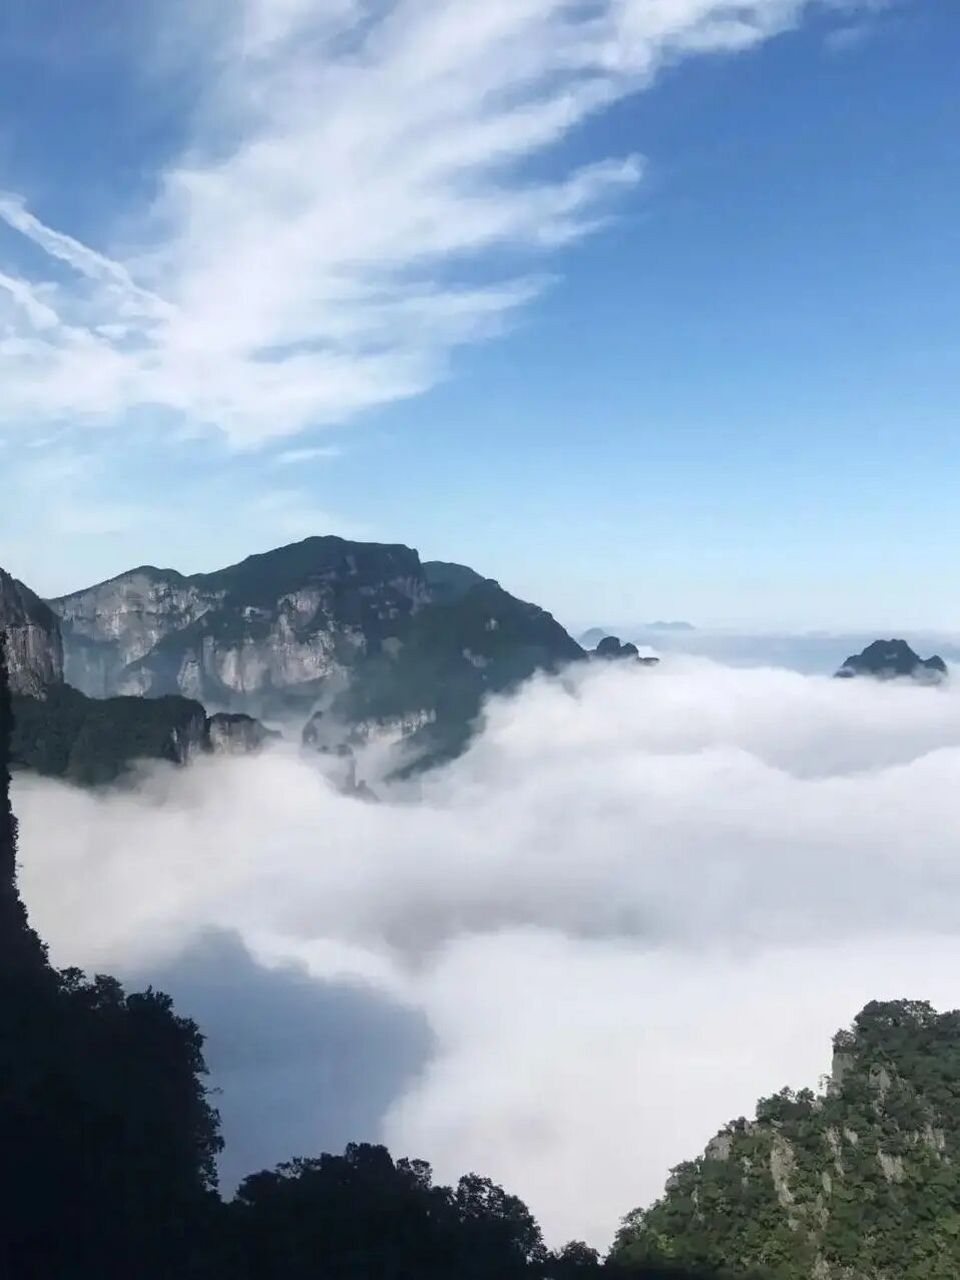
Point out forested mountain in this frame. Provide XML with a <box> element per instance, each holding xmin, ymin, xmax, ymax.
<box><xmin>49</xmin><ymin>537</ymin><xmax>584</xmax><ymax>760</ymax></box>
<box><xmin>613</xmin><ymin>1001</ymin><xmax>960</xmax><ymax>1279</ymax></box>
<box><xmin>9</xmin><ymin>683</ymin><xmax>276</xmax><ymax>786</ymax></box>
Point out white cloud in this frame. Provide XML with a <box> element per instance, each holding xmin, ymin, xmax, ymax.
<box><xmin>14</xmin><ymin>657</ymin><xmax>960</xmax><ymax>1245</ymax></box>
<box><xmin>271</xmin><ymin>444</ymin><xmax>344</xmax><ymax>466</ymax></box>
<box><xmin>0</xmin><ymin>0</ymin><xmax>872</xmax><ymax>447</ymax></box>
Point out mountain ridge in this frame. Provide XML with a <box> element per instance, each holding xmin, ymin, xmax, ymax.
<box><xmin>835</xmin><ymin>639</ymin><xmax>948</xmax><ymax>682</ymax></box>
<box><xmin>47</xmin><ymin>536</ymin><xmax>586</xmax><ymax>766</ymax></box>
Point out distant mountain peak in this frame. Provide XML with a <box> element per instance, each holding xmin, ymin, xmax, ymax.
<box><xmin>835</xmin><ymin>638</ymin><xmax>948</xmax><ymax>682</ymax></box>
<box><xmin>589</xmin><ymin>635</ymin><xmax>659</xmax><ymax>667</ymax></box>
<box><xmin>578</xmin><ymin>626</ymin><xmax>611</xmax><ymax>649</ymax></box>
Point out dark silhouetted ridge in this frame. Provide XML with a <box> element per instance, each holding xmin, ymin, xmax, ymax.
<box><xmin>835</xmin><ymin>638</ymin><xmax>947</xmax><ymax>682</ymax></box>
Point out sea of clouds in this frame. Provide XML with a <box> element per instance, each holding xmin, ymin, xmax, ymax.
<box><xmin>14</xmin><ymin>657</ymin><xmax>960</xmax><ymax>1247</ymax></box>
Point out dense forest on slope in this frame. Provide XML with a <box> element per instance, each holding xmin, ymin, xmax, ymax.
<box><xmin>0</xmin><ymin>633</ymin><xmax>712</xmax><ymax>1278</ymax></box>
<box><xmin>10</xmin><ymin>683</ymin><xmax>210</xmax><ymax>785</ymax></box>
<box><xmin>613</xmin><ymin>1001</ymin><xmax>960</xmax><ymax>1280</ymax></box>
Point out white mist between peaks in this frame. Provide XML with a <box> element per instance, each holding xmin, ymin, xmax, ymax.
<box><xmin>14</xmin><ymin>657</ymin><xmax>960</xmax><ymax>1247</ymax></box>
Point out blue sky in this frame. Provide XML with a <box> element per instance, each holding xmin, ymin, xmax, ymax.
<box><xmin>0</xmin><ymin>0</ymin><xmax>956</xmax><ymax>630</ymax></box>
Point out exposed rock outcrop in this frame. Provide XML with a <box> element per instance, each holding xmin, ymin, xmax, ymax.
<box><xmin>207</xmin><ymin>712</ymin><xmax>281</xmax><ymax>756</ymax></box>
<box><xmin>0</xmin><ymin>568</ymin><xmax>63</xmax><ymax>696</ymax></box>
<box><xmin>0</xmin><ymin>565</ymin><xmax>276</xmax><ymax>784</ymax></box>
<box><xmin>613</xmin><ymin>1000</ymin><xmax>960</xmax><ymax>1280</ymax></box>
<box><xmin>49</xmin><ymin>537</ymin><xmax>585</xmax><ymax>765</ymax></box>
<box><xmin>50</xmin><ymin>540</ymin><xmax>430</xmax><ymax>707</ymax></box>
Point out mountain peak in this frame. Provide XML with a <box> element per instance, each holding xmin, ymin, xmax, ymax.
<box><xmin>835</xmin><ymin>638</ymin><xmax>948</xmax><ymax>682</ymax></box>
<box><xmin>42</xmin><ymin>538</ymin><xmax>584</xmax><ymax>771</ymax></box>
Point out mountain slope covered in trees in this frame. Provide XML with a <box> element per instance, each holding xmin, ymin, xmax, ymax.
<box><xmin>613</xmin><ymin>1001</ymin><xmax>960</xmax><ymax>1279</ymax></box>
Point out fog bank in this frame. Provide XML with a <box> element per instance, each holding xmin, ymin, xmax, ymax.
<box><xmin>15</xmin><ymin>658</ymin><xmax>960</xmax><ymax>1245</ymax></box>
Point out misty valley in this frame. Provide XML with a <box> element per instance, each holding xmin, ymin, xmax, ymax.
<box><xmin>4</xmin><ymin>539</ymin><xmax>960</xmax><ymax>1277</ymax></box>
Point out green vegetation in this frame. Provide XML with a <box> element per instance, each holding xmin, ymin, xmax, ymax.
<box><xmin>337</xmin><ymin>577</ymin><xmax>585</xmax><ymax>767</ymax></box>
<box><xmin>421</xmin><ymin>559</ymin><xmax>487</xmax><ymax>604</ymax></box>
<box><xmin>49</xmin><ymin>539</ymin><xmax>591</xmax><ymax>763</ymax></box>
<box><xmin>194</xmin><ymin>535</ymin><xmax>424</xmax><ymax>611</ymax></box>
<box><xmin>612</xmin><ymin>1000</ymin><xmax>960</xmax><ymax>1279</ymax></box>
<box><xmin>11</xmin><ymin>683</ymin><xmax>207</xmax><ymax>785</ymax></box>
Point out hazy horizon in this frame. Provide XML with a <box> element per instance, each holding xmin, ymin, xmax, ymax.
<box><xmin>9</xmin><ymin>531</ymin><xmax>960</xmax><ymax>643</ymax></box>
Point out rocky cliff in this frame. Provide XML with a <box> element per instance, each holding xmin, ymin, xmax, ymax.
<box><xmin>50</xmin><ymin>537</ymin><xmax>586</xmax><ymax>763</ymax></box>
<box><xmin>207</xmin><ymin>712</ymin><xmax>281</xmax><ymax>756</ymax></box>
<box><xmin>613</xmin><ymin>1000</ymin><xmax>960</xmax><ymax>1280</ymax></box>
<box><xmin>0</xmin><ymin>568</ymin><xmax>63</xmax><ymax>696</ymax></box>
<box><xmin>51</xmin><ymin>540</ymin><xmax>430</xmax><ymax>706</ymax></box>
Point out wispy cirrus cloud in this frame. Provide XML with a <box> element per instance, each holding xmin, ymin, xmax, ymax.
<box><xmin>0</xmin><ymin>0</ymin><xmax>874</xmax><ymax>449</ymax></box>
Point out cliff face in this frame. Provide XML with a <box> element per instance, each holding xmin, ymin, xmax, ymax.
<box><xmin>0</xmin><ymin>564</ymin><xmax>279</xmax><ymax>783</ymax></box>
<box><xmin>50</xmin><ymin>538</ymin><xmax>585</xmax><ymax>760</ymax></box>
<box><xmin>613</xmin><ymin>1000</ymin><xmax>960</xmax><ymax>1280</ymax></box>
<box><xmin>0</xmin><ymin>568</ymin><xmax>63</xmax><ymax>696</ymax></box>
<box><xmin>54</xmin><ymin>568</ymin><xmax>215</xmax><ymax>697</ymax></box>
<box><xmin>51</xmin><ymin>540</ymin><xmax>432</xmax><ymax>710</ymax></box>
<box><xmin>207</xmin><ymin>712</ymin><xmax>281</xmax><ymax>756</ymax></box>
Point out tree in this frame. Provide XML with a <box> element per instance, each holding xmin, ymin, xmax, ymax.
<box><xmin>0</xmin><ymin>634</ymin><xmax>223</xmax><ymax>1279</ymax></box>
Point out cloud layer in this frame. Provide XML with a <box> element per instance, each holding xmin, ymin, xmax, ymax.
<box><xmin>14</xmin><ymin>657</ymin><xmax>960</xmax><ymax>1245</ymax></box>
<box><xmin>1</xmin><ymin>0</ymin><xmax>865</xmax><ymax>446</ymax></box>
